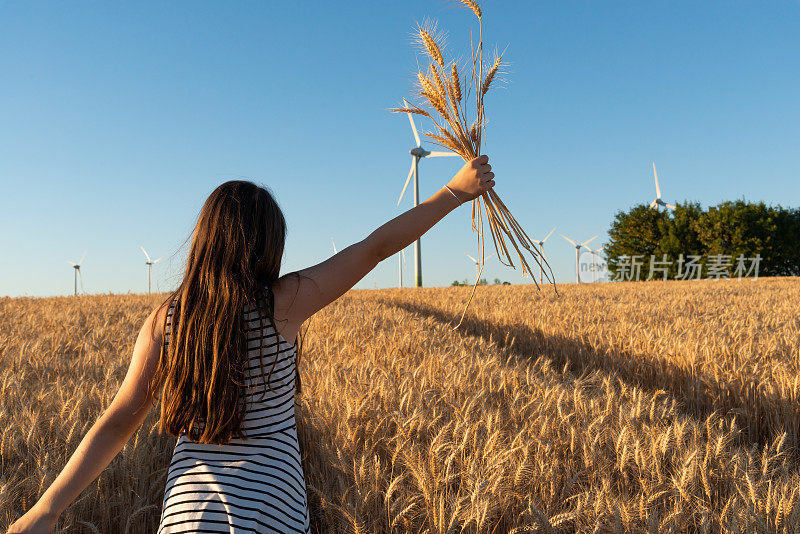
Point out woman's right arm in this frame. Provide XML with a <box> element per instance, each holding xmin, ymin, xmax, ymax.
<box><xmin>272</xmin><ymin>155</ymin><xmax>494</xmax><ymax>334</ymax></box>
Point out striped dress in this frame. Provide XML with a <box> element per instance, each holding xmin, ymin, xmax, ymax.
<box><xmin>156</xmin><ymin>299</ymin><xmax>312</xmax><ymax>534</ymax></box>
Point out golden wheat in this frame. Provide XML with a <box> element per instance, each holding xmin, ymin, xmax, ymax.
<box><xmin>2</xmin><ymin>278</ymin><xmax>800</xmax><ymax>532</ymax></box>
<box><xmin>450</xmin><ymin>62</ymin><xmax>462</xmax><ymax>102</ymax></box>
<box><xmin>419</xmin><ymin>28</ymin><xmax>444</xmax><ymax>68</ymax></box>
<box><xmin>480</xmin><ymin>57</ymin><xmax>501</xmax><ymax>96</ymax></box>
<box><xmin>457</xmin><ymin>0</ymin><xmax>482</xmax><ymax>19</ymax></box>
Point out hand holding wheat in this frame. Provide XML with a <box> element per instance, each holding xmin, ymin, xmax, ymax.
<box><xmin>393</xmin><ymin>0</ymin><xmax>557</xmax><ymax>327</ymax></box>
<box><xmin>447</xmin><ymin>155</ymin><xmax>495</xmax><ymax>202</ymax></box>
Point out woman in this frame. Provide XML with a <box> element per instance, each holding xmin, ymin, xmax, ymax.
<box><xmin>8</xmin><ymin>155</ymin><xmax>494</xmax><ymax>534</ymax></box>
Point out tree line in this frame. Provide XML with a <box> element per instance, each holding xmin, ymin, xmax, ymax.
<box><xmin>604</xmin><ymin>201</ymin><xmax>800</xmax><ymax>279</ymax></box>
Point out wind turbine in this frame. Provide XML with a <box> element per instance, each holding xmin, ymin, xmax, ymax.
<box><xmin>66</xmin><ymin>251</ymin><xmax>85</xmax><ymax>296</ymax></box>
<box><xmin>464</xmin><ymin>252</ymin><xmax>495</xmax><ymax>281</ymax></box>
<box><xmin>534</xmin><ymin>227</ymin><xmax>556</xmax><ymax>284</ymax></box>
<box><xmin>588</xmin><ymin>245</ymin><xmax>605</xmax><ymax>283</ymax></box>
<box><xmin>140</xmin><ymin>246</ymin><xmax>163</xmax><ymax>294</ymax></box>
<box><xmin>649</xmin><ymin>162</ymin><xmax>676</xmax><ymax>211</ymax></box>
<box><xmin>561</xmin><ymin>234</ymin><xmax>598</xmax><ymax>284</ymax></box>
<box><xmin>396</xmin><ymin>99</ymin><xmax>460</xmax><ymax>287</ymax></box>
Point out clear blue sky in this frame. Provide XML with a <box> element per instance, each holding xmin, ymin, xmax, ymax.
<box><xmin>1</xmin><ymin>1</ymin><xmax>798</xmax><ymax>297</ymax></box>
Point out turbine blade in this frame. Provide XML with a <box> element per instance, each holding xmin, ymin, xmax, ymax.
<box><xmin>649</xmin><ymin>199</ymin><xmax>658</xmax><ymax>209</ymax></box>
<box><xmin>464</xmin><ymin>253</ymin><xmax>477</xmax><ymax>263</ymax></box>
<box><xmin>397</xmin><ymin>158</ymin><xmax>415</xmax><ymax>206</ymax></box>
<box><xmin>403</xmin><ymin>98</ymin><xmax>421</xmax><ymax>147</ymax></box>
<box><xmin>427</xmin><ymin>151</ymin><xmax>459</xmax><ymax>158</ymax></box>
<box><xmin>78</xmin><ymin>269</ymin><xmax>85</xmax><ymax>293</ymax></box>
<box><xmin>665</xmin><ymin>203</ymin><xmax>676</xmax><ymax>210</ymax></box>
<box><xmin>486</xmin><ymin>253</ymin><xmax>495</xmax><ymax>261</ymax></box>
<box><xmin>79</xmin><ymin>250</ymin><xmax>86</xmax><ymax>266</ymax></box>
<box><xmin>401</xmin><ymin>248</ymin><xmax>406</xmax><ymax>265</ymax></box>
<box><xmin>153</xmin><ymin>256</ymin><xmax>163</xmax><ymax>263</ymax></box>
<box><xmin>543</xmin><ymin>227</ymin><xmax>556</xmax><ymax>242</ymax></box>
<box><xmin>583</xmin><ymin>235</ymin><xmax>598</xmax><ymax>248</ymax></box>
<box><xmin>331</xmin><ymin>236</ymin><xmax>337</xmax><ymax>254</ymax></box>
<box><xmin>67</xmin><ymin>260</ymin><xmax>77</xmax><ymax>266</ymax></box>
<box><xmin>140</xmin><ymin>246</ymin><xmax>151</xmax><ymax>262</ymax></box>
<box><xmin>653</xmin><ymin>162</ymin><xmax>661</xmax><ymax>199</ymax></box>
<box><xmin>561</xmin><ymin>234</ymin><xmax>577</xmax><ymax>247</ymax></box>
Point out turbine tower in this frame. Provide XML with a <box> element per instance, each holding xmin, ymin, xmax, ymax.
<box><xmin>649</xmin><ymin>162</ymin><xmax>676</xmax><ymax>211</ymax></box>
<box><xmin>396</xmin><ymin>99</ymin><xmax>460</xmax><ymax>287</ymax></box>
<box><xmin>464</xmin><ymin>252</ymin><xmax>495</xmax><ymax>281</ymax></box>
<box><xmin>140</xmin><ymin>246</ymin><xmax>163</xmax><ymax>294</ymax></box>
<box><xmin>66</xmin><ymin>251</ymin><xmax>85</xmax><ymax>296</ymax></box>
<box><xmin>561</xmin><ymin>234</ymin><xmax>598</xmax><ymax>284</ymax></box>
<box><xmin>398</xmin><ymin>248</ymin><xmax>406</xmax><ymax>288</ymax></box>
<box><xmin>534</xmin><ymin>227</ymin><xmax>556</xmax><ymax>284</ymax></box>
<box><xmin>588</xmin><ymin>245</ymin><xmax>605</xmax><ymax>283</ymax></box>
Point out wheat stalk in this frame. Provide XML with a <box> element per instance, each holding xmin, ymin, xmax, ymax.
<box><xmin>459</xmin><ymin>0</ymin><xmax>482</xmax><ymax>18</ymax></box>
<box><xmin>450</xmin><ymin>62</ymin><xmax>462</xmax><ymax>101</ymax></box>
<box><xmin>419</xmin><ymin>28</ymin><xmax>444</xmax><ymax>67</ymax></box>
<box><xmin>481</xmin><ymin>56</ymin><xmax>501</xmax><ymax>95</ymax></box>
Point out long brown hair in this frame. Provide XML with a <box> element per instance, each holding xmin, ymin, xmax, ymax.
<box><xmin>149</xmin><ymin>180</ymin><xmax>300</xmax><ymax>445</ymax></box>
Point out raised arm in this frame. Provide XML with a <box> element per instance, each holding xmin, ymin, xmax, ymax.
<box><xmin>272</xmin><ymin>155</ymin><xmax>494</xmax><ymax>337</ymax></box>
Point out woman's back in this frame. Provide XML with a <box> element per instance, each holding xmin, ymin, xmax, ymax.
<box><xmin>156</xmin><ymin>297</ymin><xmax>311</xmax><ymax>534</ymax></box>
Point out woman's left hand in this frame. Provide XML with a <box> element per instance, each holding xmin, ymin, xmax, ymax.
<box><xmin>6</xmin><ymin>507</ymin><xmax>57</xmax><ymax>534</ymax></box>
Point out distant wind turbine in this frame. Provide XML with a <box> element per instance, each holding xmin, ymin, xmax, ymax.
<box><xmin>66</xmin><ymin>251</ymin><xmax>86</xmax><ymax>296</ymax></box>
<box><xmin>140</xmin><ymin>246</ymin><xmax>163</xmax><ymax>294</ymax></box>
<box><xmin>396</xmin><ymin>99</ymin><xmax>460</xmax><ymax>287</ymax></box>
<box><xmin>649</xmin><ymin>162</ymin><xmax>676</xmax><ymax>211</ymax></box>
<box><xmin>331</xmin><ymin>236</ymin><xmax>337</xmax><ymax>254</ymax></box>
<box><xmin>464</xmin><ymin>252</ymin><xmax>495</xmax><ymax>281</ymax></box>
<box><xmin>588</xmin><ymin>245</ymin><xmax>605</xmax><ymax>283</ymax></box>
<box><xmin>534</xmin><ymin>228</ymin><xmax>556</xmax><ymax>284</ymax></box>
<box><xmin>561</xmin><ymin>234</ymin><xmax>598</xmax><ymax>284</ymax></box>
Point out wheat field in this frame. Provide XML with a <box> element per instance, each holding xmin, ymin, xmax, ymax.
<box><xmin>1</xmin><ymin>278</ymin><xmax>799</xmax><ymax>533</ymax></box>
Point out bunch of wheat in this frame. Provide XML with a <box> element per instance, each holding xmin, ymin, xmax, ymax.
<box><xmin>392</xmin><ymin>0</ymin><xmax>556</xmax><ymax>324</ymax></box>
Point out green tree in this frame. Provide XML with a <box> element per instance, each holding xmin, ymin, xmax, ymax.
<box><xmin>605</xmin><ymin>204</ymin><xmax>669</xmax><ymax>279</ymax></box>
<box><xmin>696</xmin><ymin>201</ymin><xmax>800</xmax><ymax>277</ymax></box>
<box><xmin>658</xmin><ymin>201</ymin><xmax>704</xmax><ymax>277</ymax></box>
<box><xmin>769</xmin><ymin>207</ymin><xmax>800</xmax><ymax>275</ymax></box>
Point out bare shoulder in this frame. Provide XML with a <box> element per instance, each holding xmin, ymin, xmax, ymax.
<box><xmin>271</xmin><ymin>273</ymin><xmax>299</xmax><ymax>319</ymax></box>
<box><xmin>141</xmin><ymin>298</ymin><xmax>172</xmax><ymax>345</ymax></box>
<box><xmin>271</xmin><ymin>274</ymin><xmax>307</xmax><ymax>341</ymax></box>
